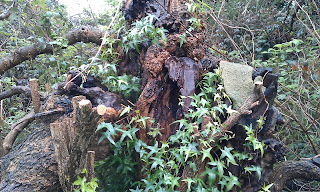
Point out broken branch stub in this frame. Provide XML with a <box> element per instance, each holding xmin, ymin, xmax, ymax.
<box><xmin>29</xmin><ymin>79</ymin><xmax>41</xmax><ymax>122</ymax></box>
<box><xmin>50</xmin><ymin>96</ymin><xmax>100</xmax><ymax>192</ymax></box>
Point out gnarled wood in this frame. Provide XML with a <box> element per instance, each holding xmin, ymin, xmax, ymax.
<box><xmin>0</xmin><ymin>26</ymin><xmax>103</xmax><ymax>75</ymax></box>
<box><xmin>50</xmin><ymin>96</ymin><xmax>100</xmax><ymax>192</ymax></box>
<box><xmin>269</xmin><ymin>158</ymin><xmax>320</xmax><ymax>192</ymax></box>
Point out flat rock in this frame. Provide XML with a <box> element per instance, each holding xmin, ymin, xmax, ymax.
<box><xmin>219</xmin><ymin>61</ymin><xmax>254</xmax><ymax>109</ymax></box>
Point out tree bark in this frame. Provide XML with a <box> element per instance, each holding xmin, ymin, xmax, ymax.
<box><xmin>0</xmin><ymin>86</ymin><xmax>46</xmax><ymax>101</ymax></box>
<box><xmin>269</xmin><ymin>158</ymin><xmax>320</xmax><ymax>192</ymax></box>
<box><xmin>0</xmin><ymin>26</ymin><xmax>103</xmax><ymax>75</ymax></box>
<box><xmin>0</xmin><ymin>123</ymin><xmax>60</xmax><ymax>191</ymax></box>
<box><xmin>50</xmin><ymin>96</ymin><xmax>100</xmax><ymax>192</ymax></box>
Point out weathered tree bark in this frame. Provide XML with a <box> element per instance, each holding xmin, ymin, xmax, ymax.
<box><xmin>1</xmin><ymin>0</ymin><xmax>319</xmax><ymax>191</ymax></box>
<box><xmin>269</xmin><ymin>157</ymin><xmax>320</xmax><ymax>192</ymax></box>
<box><xmin>50</xmin><ymin>96</ymin><xmax>100</xmax><ymax>192</ymax></box>
<box><xmin>0</xmin><ymin>86</ymin><xmax>46</xmax><ymax>101</ymax></box>
<box><xmin>0</xmin><ymin>122</ymin><xmax>60</xmax><ymax>191</ymax></box>
<box><xmin>0</xmin><ymin>79</ymin><xmax>125</xmax><ymax>191</ymax></box>
<box><xmin>0</xmin><ymin>26</ymin><xmax>103</xmax><ymax>75</ymax></box>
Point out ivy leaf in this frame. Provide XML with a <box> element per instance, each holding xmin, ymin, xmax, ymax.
<box><xmin>220</xmin><ymin>146</ymin><xmax>237</xmax><ymax>166</ymax></box>
<box><xmin>183</xmin><ymin>178</ymin><xmax>195</xmax><ymax>192</ymax></box>
<box><xmin>136</xmin><ymin>116</ymin><xmax>150</xmax><ymax>128</ymax></box>
<box><xmin>179</xmin><ymin>34</ymin><xmax>187</xmax><ymax>47</ymax></box>
<box><xmin>169</xmin><ymin>175</ymin><xmax>180</xmax><ymax>190</ymax></box>
<box><xmin>225</xmin><ymin>105</ymin><xmax>238</xmax><ymax>115</ymax></box>
<box><xmin>245</xmin><ymin>165</ymin><xmax>262</xmax><ymax>180</ymax></box>
<box><xmin>202</xmin><ymin>167</ymin><xmax>217</xmax><ymax>186</ymax></box>
<box><xmin>226</xmin><ymin>172</ymin><xmax>241</xmax><ymax>191</ymax></box>
<box><xmin>120</xmin><ymin>106</ymin><xmax>131</xmax><ymax>117</ymax></box>
<box><xmin>201</xmin><ymin>147</ymin><xmax>213</xmax><ymax>162</ymax></box>
<box><xmin>208</xmin><ymin>160</ymin><xmax>225</xmax><ymax>180</ymax></box>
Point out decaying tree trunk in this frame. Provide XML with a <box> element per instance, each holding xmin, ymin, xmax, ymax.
<box><xmin>0</xmin><ymin>121</ymin><xmax>60</xmax><ymax>191</ymax></box>
<box><xmin>0</xmin><ymin>80</ymin><xmax>124</xmax><ymax>191</ymax></box>
<box><xmin>0</xmin><ymin>0</ymin><xmax>319</xmax><ymax>191</ymax></box>
<box><xmin>50</xmin><ymin>96</ymin><xmax>100</xmax><ymax>192</ymax></box>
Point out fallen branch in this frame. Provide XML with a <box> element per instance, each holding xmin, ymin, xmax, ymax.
<box><xmin>0</xmin><ymin>26</ymin><xmax>103</xmax><ymax>75</ymax></box>
<box><xmin>215</xmin><ymin>81</ymin><xmax>264</xmax><ymax>142</ymax></box>
<box><xmin>0</xmin><ymin>1</ymin><xmax>16</xmax><ymax>20</ymax></box>
<box><xmin>0</xmin><ymin>86</ymin><xmax>46</xmax><ymax>100</ymax></box>
<box><xmin>269</xmin><ymin>156</ymin><xmax>320</xmax><ymax>192</ymax></box>
<box><xmin>3</xmin><ymin>109</ymin><xmax>62</xmax><ymax>155</ymax></box>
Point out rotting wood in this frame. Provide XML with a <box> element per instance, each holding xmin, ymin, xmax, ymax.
<box><xmin>29</xmin><ymin>79</ymin><xmax>41</xmax><ymax>123</ymax></box>
<box><xmin>86</xmin><ymin>151</ymin><xmax>95</xmax><ymax>181</ymax></box>
<box><xmin>50</xmin><ymin>96</ymin><xmax>100</xmax><ymax>192</ymax></box>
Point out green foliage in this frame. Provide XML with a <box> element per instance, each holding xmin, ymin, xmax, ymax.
<box><xmin>256</xmin><ymin>38</ymin><xmax>320</xmax><ymax>158</ymax></box>
<box><xmin>96</xmin><ymin>71</ymin><xmax>264</xmax><ymax>191</ymax></box>
<box><xmin>95</xmin><ymin>121</ymin><xmax>140</xmax><ymax>191</ymax></box>
<box><xmin>121</xmin><ymin>14</ymin><xmax>168</xmax><ymax>53</ymax></box>
<box><xmin>73</xmin><ymin>169</ymin><xmax>98</xmax><ymax>192</ymax></box>
<box><xmin>244</xmin><ymin>123</ymin><xmax>265</xmax><ymax>157</ymax></box>
<box><xmin>259</xmin><ymin>183</ymin><xmax>273</xmax><ymax>192</ymax></box>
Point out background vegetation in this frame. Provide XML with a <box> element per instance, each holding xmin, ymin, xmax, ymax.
<box><xmin>0</xmin><ymin>0</ymin><xmax>319</xmax><ymax>191</ymax></box>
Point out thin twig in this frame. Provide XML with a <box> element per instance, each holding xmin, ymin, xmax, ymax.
<box><xmin>208</xmin><ymin>11</ymin><xmax>246</xmax><ymax>63</ymax></box>
<box><xmin>26</xmin><ymin>0</ymin><xmax>51</xmax><ymax>41</ymax></box>
<box><xmin>275</xmin><ymin>100</ymin><xmax>318</xmax><ymax>154</ymax></box>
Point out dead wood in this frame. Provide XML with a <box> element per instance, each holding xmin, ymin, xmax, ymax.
<box><xmin>269</xmin><ymin>157</ymin><xmax>320</xmax><ymax>192</ymax></box>
<box><xmin>2</xmin><ymin>109</ymin><xmax>62</xmax><ymax>155</ymax></box>
<box><xmin>0</xmin><ymin>122</ymin><xmax>60</xmax><ymax>191</ymax></box>
<box><xmin>50</xmin><ymin>96</ymin><xmax>100</xmax><ymax>191</ymax></box>
<box><xmin>0</xmin><ymin>85</ymin><xmax>46</xmax><ymax>100</ymax></box>
<box><xmin>0</xmin><ymin>1</ymin><xmax>16</xmax><ymax>20</ymax></box>
<box><xmin>2</xmin><ymin>110</ymin><xmax>35</xmax><ymax>155</ymax></box>
<box><xmin>0</xmin><ymin>26</ymin><xmax>103</xmax><ymax>75</ymax></box>
<box><xmin>29</xmin><ymin>78</ymin><xmax>41</xmax><ymax>123</ymax></box>
<box><xmin>86</xmin><ymin>151</ymin><xmax>95</xmax><ymax>181</ymax></box>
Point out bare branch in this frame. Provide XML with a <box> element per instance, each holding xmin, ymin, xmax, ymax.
<box><xmin>2</xmin><ymin>109</ymin><xmax>62</xmax><ymax>154</ymax></box>
<box><xmin>0</xmin><ymin>1</ymin><xmax>16</xmax><ymax>20</ymax></box>
<box><xmin>0</xmin><ymin>26</ymin><xmax>103</xmax><ymax>75</ymax></box>
<box><xmin>0</xmin><ymin>86</ymin><xmax>46</xmax><ymax>100</ymax></box>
